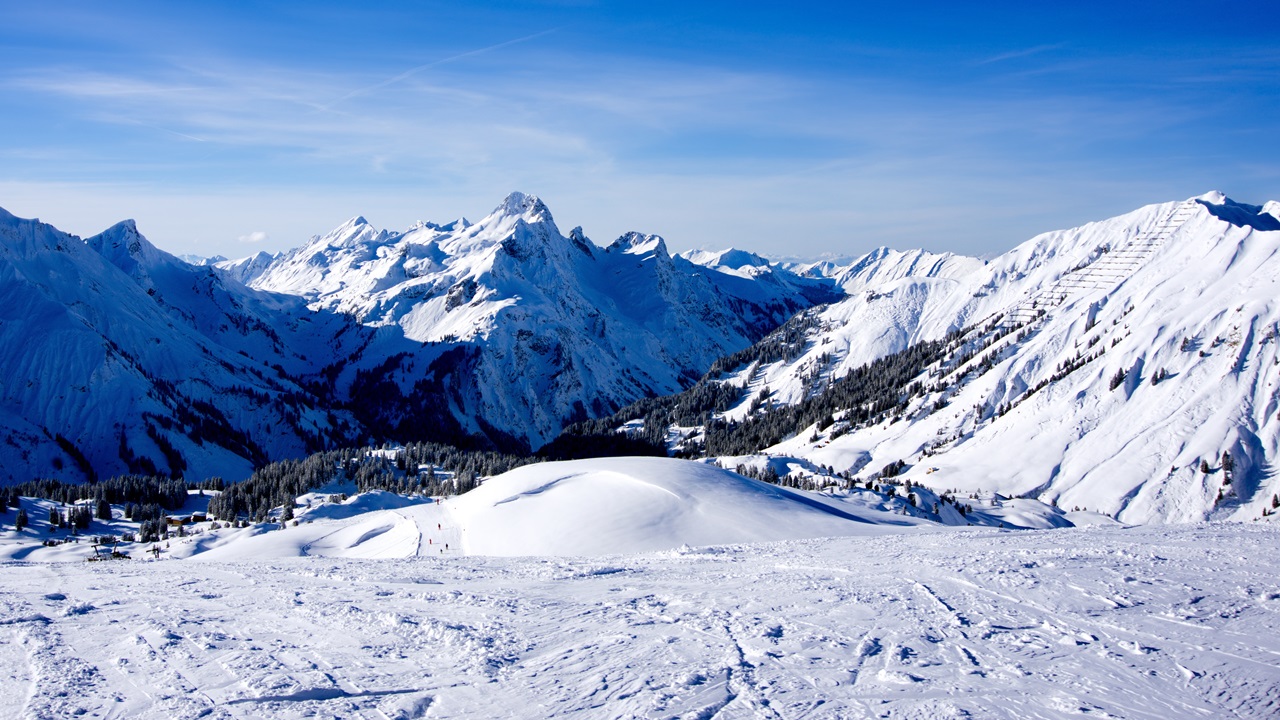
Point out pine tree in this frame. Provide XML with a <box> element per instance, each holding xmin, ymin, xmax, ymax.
<box><xmin>1109</xmin><ymin>368</ymin><xmax>1127</xmax><ymax>391</ymax></box>
<box><xmin>71</xmin><ymin>506</ymin><xmax>91</xmax><ymax>530</ymax></box>
<box><xmin>15</xmin><ymin>507</ymin><xmax>28</xmax><ymax>531</ymax></box>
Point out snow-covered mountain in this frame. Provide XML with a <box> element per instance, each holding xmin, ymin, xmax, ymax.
<box><xmin>0</xmin><ymin>208</ymin><xmax>371</xmax><ymax>483</ymax></box>
<box><xmin>636</xmin><ymin>192</ymin><xmax>1280</xmax><ymax>525</ymax></box>
<box><xmin>226</xmin><ymin>192</ymin><xmax>840</xmax><ymax>447</ymax></box>
<box><xmin>176</xmin><ymin>253</ymin><xmax>228</xmax><ymax>266</ymax></box>
<box><xmin>0</xmin><ymin>194</ymin><xmax>837</xmax><ymax>483</ymax></box>
<box><xmin>212</xmin><ymin>250</ymin><xmax>279</xmax><ymax>285</ymax></box>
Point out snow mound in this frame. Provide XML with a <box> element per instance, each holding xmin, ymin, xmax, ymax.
<box><xmin>446</xmin><ymin>457</ymin><xmax>908</xmax><ymax>556</ymax></box>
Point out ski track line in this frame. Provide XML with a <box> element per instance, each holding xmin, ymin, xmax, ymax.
<box><xmin>932</xmin><ymin>570</ymin><xmax>1271</xmax><ymax>719</ymax></box>
<box><xmin>0</xmin><ymin>627</ymin><xmax>33</xmax><ymax>720</ymax></box>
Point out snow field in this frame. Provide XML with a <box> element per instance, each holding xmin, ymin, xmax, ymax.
<box><xmin>2</xmin><ymin>524</ymin><xmax>1277</xmax><ymax>718</ymax></box>
<box><xmin>0</xmin><ymin>457</ymin><xmax>1108</xmax><ymax>566</ymax></box>
<box><xmin>444</xmin><ymin>457</ymin><xmax>919</xmax><ymax>556</ymax></box>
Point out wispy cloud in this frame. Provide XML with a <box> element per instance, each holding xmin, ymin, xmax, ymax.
<box><xmin>1</xmin><ymin>22</ymin><xmax>1275</xmax><ymax>261</ymax></box>
<box><xmin>977</xmin><ymin>43</ymin><xmax>1067</xmax><ymax>65</ymax></box>
<box><xmin>318</xmin><ymin>28</ymin><xmax>561</xmax><ymax>110</ymax></box>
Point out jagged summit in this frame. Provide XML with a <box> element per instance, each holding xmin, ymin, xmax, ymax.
<box><xmin>494</xmin><ymin>191</ymin><xmax>551</xmax><ymax>221</ymax></box>
<box><xmin>207</xmin><ymin>192</ymin><xmax>836</xmax><ymax>448</ymax></box>
<box><xmin>608</xmin><ymin>231</ymin><xmax>668</xmax><ymax>258</ymax></box>
<box><xmin>85</xmin><ymin>218</ymin><xmax>173</xmax><ymax>279</ymax></box>
<box><xmin>567</xmin><ymin>226</ymin><xmax>595</xmax><ymax>256</ymax></box>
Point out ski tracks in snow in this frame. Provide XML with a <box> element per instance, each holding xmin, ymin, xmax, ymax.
<box><xmin>2</xmin><ymin>524</ymin><xmax>1279</xmax><ymax>718</ymax></box>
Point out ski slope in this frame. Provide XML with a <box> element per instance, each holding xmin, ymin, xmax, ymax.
<box><xmin>2</xmin><ymin>523</ymin><xmax>1277</xmax><ymax>719</ymax></box>
<box><xmin>1</xmin><ymin>458</ymin><xmax>1276</xmax><ymax>717</ymax></box>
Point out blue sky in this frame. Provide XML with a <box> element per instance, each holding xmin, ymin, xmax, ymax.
<box><xmin>1</xmin><ymin>1</ymin><xmax>1277</xmax><ymax>259</ymax></box>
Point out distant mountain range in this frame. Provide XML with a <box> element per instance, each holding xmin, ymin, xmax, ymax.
<box><xmin>0</xmin><ymin>193</ymin><xmax>837</xmax><ymax>483</ymax></box>
<box><xmin>4</xmin><ymin>190</ymin><xmax>1278</xmax><ymax>526</ymax></box>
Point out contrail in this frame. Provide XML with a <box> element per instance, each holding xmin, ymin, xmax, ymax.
<box><xmin>320</xmin><ymin>28</ymin><xmax>560</xmax><ymax>110</ymax></box>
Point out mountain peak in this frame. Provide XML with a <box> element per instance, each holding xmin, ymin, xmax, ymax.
<box><xmin>608</xmin><ymin>231</ymin><xmax>669</xmax><ymax>259</ymax></box>
<box><xmin>1194</xmin><ymin>190</ymin><xmax>1227</xmax><ymax>205</ymax></box>
<box><xmin>683</xmin><ymin>248</ymin><xmax>770</xmax><ymax>271</ymax></box>
<box><xmin>313</xmin><ymin>215</ymin><xmax>389</xmax><ymax>250</ymax></box>
<box><xmin>86</xmin><ymin>218</ymin><xmax>159</xmax><ymax>272</ymax></box>
<box><xmin>494</xmin><ymin>192</ymin><xmax>551</xmax><ymax>222</ymax></box>
<box><xmin>423</xmin><ymin>217</ymin><xmax>471</xmax><ymax>232</ymax></box>
<box><xmin>1194</xmin><ymin>193</ymin><xmax>1280</xmax><ymax>231</ymax></box>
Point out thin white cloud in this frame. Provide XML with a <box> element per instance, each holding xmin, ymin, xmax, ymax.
<box><xmin>977</xmin><ymin>43</ymin><xmax>1067</xmax><ymax>65</ymax></box>
<box><xmin>318</xmin><ymin>28</ymin><xmax>562</xmax><ymax>110</ymax></box>
<box><xmin>2</xmin><ymin>39</ymin><xmax>1271</xmax><ymax>261</ymax></box>
<box><xmin>238</xmin><ymin>230</ymin><xmax>269</xmax><ymax>243</ymax></box>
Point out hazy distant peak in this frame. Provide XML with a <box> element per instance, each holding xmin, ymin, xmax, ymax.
<box><xmin>608</xmin><ymin>231</ymin><xmax>668</xmax><ymax>258</ymax></box>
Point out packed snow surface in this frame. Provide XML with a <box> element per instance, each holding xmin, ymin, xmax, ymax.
<box><xmin>2</xmin><ymin>523</ymin><xmax>1277</xmax><ymax>719</ymax></box>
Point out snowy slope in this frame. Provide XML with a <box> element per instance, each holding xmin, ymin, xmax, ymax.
<box><xmin>444</xmin><ymin>457</ymin><xmax>919</xmax><ymax>555</ymax></box>
<box><xmin>212</xmin><ymin>250</ymin><xmax>279</xmax><ymax>285</ymax></box>
<box><xmin>234</xmin><ymin>193</ymin><xmax>840</xmax><ymax>446</ymax></box>
<box><xmin>2</xmin><ymin>522</ymin><xmax>1277</xmax><ymax>718</ymax></box>
<box><xmin>145</xmin><ymin>457</ymin><xmax>930</xmax><ymax>561</ymax></box>
<box><xmin>0</xmin><ymin>208</ymin><xmax>369</xmax><ymax>483</ymax></box>
<box><xmin>0</xmin><ymin>455</ymin><xmax>1101</xmax><ymax>565</ymax></box>
<box><xmin>691</xmin><ymin>193</ymin><xmax>1280</xmax><ymax>524</ymax></box>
